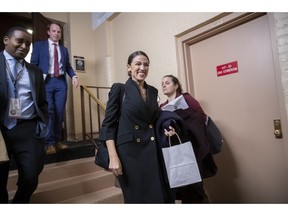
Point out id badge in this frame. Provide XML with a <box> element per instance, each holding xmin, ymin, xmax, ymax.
<box><xmin>8</xmin><ymin>98</ymin><xmax>22</xmax><ymax>118</ymax></box>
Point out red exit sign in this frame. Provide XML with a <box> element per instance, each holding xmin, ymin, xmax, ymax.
<box><xmin>216</xmin><ymin>61</ymin><xmax>238</xmax><ymax>77</ymax></box>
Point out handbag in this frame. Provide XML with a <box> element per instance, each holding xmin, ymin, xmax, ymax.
<box><xmin>162</xmin><ymin>133</ymin><xmax>202</xmax><ymax>188</ymax></box>
<box><xmin>95</xmin><ymin>83</ymin><xmax>125</xmax><ymax>170</ymax></box>
<box><xmin>206</xmin><ymin>116</ymin><xmax>223</xmax><ymax>154</ymax></box>
<box><xmin>94</xmin><ymin>141</ymin><xmax>109</xmax><ymax>170</ymax></box>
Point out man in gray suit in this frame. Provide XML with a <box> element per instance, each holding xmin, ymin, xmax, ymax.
<box><xmin>0</xmin><ymin>27</ymin><xmax>48</xmax><ymax>203</ymax></box>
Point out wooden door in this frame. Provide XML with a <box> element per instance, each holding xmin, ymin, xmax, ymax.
<box><xmin>32</xmin><ymin>13</ymin><xmax>64</xmax><ymax>45</ymax></box>
<box><xmin>32</xmin><ymin>12</ymin><xmax>51</xmax><ymax>43</ymax></box>
<box><xmin>189</xmin><ymin>14</ymin><xmax>288</xmax><ymax>203</ymax></box>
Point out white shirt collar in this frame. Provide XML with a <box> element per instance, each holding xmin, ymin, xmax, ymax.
<box><xmin>48</xmin><ymin>38</ymin><xmax>59</xmax><ymax>46</ymax></box>
<box><xmin>3</xmin><ymin>50</ymin><xmax>15</xmax><ymax>60</ymax></box>
<box><xmin>3</xmin><ymin>50</ymin><xmax>24</xmax><ymax>64</ymax></box>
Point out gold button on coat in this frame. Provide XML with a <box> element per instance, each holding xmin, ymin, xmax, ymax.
<box><xmin>135</xmin><ymin>125</ymin><xmax>139</xmax><ymax>130</ymax></box>
<box><xmin>136</xmin><ymin>138</ymin><xmax>141</xmax><ymax>143</ymax></box>
<box><xmin>150</xmin><ymin>137</ymin><xmax>155</xmax><ymax>141</ymax></box>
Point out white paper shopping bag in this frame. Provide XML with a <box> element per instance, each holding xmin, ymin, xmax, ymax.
<box><xmin>162</xmin><ymin>133</ymin><xmax>202</xmax><ymax>188</ymax></box>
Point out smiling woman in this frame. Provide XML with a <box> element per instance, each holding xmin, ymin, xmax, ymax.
<box><xmin>98</xmin><ymin>51</ymin><xmax>174</xmax><ymax>203</ymax></box>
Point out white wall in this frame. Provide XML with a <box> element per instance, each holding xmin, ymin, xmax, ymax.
<box><xmin>99</xmin><ymin>13</ymin><xmax>220</xmax><ymax>103</ymax></box>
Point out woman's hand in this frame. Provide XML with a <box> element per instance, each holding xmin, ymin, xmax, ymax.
<box><xmin>106</xmin><ymin>140</ymin><xmax>123</xmax><ymax>176</ymax></box>
<box><xmin>109</xmin><ymin>155</ymin><xmax>123</xmax><ymax>176</ymax></box>
<box><xmin>164</xmin><ymin>126</ymin><xmax>176</xmax><ymax>137</ymax></box>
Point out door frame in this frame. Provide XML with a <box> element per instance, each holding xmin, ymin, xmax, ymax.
<box><xmin>175</xmin><ymin>12</ymin><xmax>288</xmax><ymax>156</ymax></box>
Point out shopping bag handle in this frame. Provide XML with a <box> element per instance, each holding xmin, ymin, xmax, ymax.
<box><xmin>168</xmin><ymin>132</ymin><xmax>182</xmax><ymax>147</ymax></box>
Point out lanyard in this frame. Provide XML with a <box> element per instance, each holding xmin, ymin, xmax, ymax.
<box><xmin>5</xmin><ymin>59</ymin><xmax>24</xmax><ymax>98</ymax></box>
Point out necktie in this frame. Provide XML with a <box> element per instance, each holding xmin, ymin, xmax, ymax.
<box><xmin>14</xmin><ymin>60</ymin><xmax>23</xmax><ymax>77</ymax></box>
<box><xmin>53</xmin><ymin>43</ymin><xmax>59</xmax><ymax>77</ymax></box>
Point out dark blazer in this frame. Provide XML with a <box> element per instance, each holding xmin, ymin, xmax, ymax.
<box><xmin>0</xmin><ymin>52</ymin><xmax>48</xmax><ymax>138</ymax></box>
<box><xmin>100</xmin><ymin>78</ymin><xmax>160</xmax><ymax>146</ymax></box>
<box><xmin>99</xmin><ymin>78</ymin><xmax>166</xmax><ymax>203</ymax></box>
<box><xmin>30</xmin><ymin>40</ymin><xmax>76</xmax><ymax>85</ymax></box>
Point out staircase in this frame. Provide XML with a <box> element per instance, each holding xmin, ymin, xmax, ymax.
<box><xmin>7</xmin><ymin>141</ymin><xmax>124</xmax><ymax>203</ymax></box>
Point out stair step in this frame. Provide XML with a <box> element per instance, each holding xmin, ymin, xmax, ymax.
<box><xmin>8</xmin><ymin>158</ymin><xmax>118</xmax><ymax>203</ymax></box>
<box><xmin>7</xmin><ymin>144</ymin><xmax>123</xmax><ymax>204</ymax></box>
<box><xmin>59</xmin><ymin>186</ymin><xmax>123</xmax><ymax>203</ymax></box>
<box><xmin>9</xmin><ymin>140</ymin><xmax>96</xmax><ymax>171</ymax></box>
<box><xmin>8</xmin><ymin>157</ymin><xmax>101</xmax><ymax>191</ymax></box>
<box><xmin>30</xmin><ymin>171</ymin><xmax>114</xmax><ymax>203</ymax></box>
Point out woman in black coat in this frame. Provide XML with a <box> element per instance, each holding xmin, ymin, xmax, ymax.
<box><xmin>99</xmin><ymin>51</ymin><xmax>171</xmax><ymax>203</ymax></box>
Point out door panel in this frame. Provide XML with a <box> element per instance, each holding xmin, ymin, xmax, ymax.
<box><xmin>190</xmin><ymin>15</ymin><xmax>288</xmax><ymax>203</ymax></box>
<box><xmin>32</xmin><ymin>13</ymin><xmax>63</xmax><ymax>45</ymax></box>
<box><xmin>32</xmin><ymin>12</ymin><xmax>51</xmax><ymax>42</ymax></box>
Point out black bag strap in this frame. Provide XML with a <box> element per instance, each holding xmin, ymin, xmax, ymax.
<box><xmin>117</xmin><ymin>83</ymin><xmax>125</xmax><ymax>117</ymax></box>
<box><xmin>120</xmin><ymin>83</ymin><xmax>125</xmax><ymax>105</ymax></box>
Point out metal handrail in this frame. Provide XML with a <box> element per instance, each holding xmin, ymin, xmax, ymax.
<box><xmin>80</xmin><ymin>85</ymin><xmax>110</xmax><ymax>147</ymax></box>
<box><xmin>81</xmin><ymin>85</ymin><xmax>107</xmax><ymax>110</ymax></box>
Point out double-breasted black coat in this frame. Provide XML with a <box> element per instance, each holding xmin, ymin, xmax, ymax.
<box><xmin>99</xmin><ymin>78</ymin><xmax>166</xmax><ymax>203</ymax></box>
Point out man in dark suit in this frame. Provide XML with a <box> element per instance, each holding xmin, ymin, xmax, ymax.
<box><xmin>0</xmin><ymin>27</ymin><xmax>48</xmax><ymax>203</ymax></box>
<box><xmin>31</xmin><ymin>22</ymin><xmax>79</xmax><ymax>154</ymax></box>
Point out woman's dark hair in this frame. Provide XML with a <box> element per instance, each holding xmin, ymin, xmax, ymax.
<box><xmin>163</xmin><ymin>74</ymin><xmax>183</xmax><ymax>94</ymax></box>
<box><xmin>127</xmin><ymin>51</ymin><xmax>150</xmax><ymax>77</ymax></box>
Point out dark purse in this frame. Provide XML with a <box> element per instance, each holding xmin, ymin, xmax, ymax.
<box><xmin>206</xmin><ymin>116</ymin><xmax>223</xmax><ymax>154</ymax></box>
<box><xmin>95</xmin><ymin>141</ymin><xmax>109</xmax><ymax>170</ymax></box>
<box><xmin>95</xmin><ymin>83</ymin><xmax>125</xmax><ymax>170</ymax></box>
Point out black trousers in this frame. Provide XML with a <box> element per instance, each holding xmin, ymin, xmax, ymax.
<box><xmin>176</xmin><ymin>181</ymin><xmax>209</xmax><ymax>203</ymax></box>
<box><xmin>0</xmin><ymin>120</ymin><xmax>45</xmax><ymax>203</ymax></box>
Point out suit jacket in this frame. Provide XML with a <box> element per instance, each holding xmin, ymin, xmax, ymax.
<box><xmin>30</xmin><ymin>40</ymin><xmax>76</xmax><ymax>86</ymax></box>
<box><xmin>99</xmin><ymin>78</ymin><xmax>166</xmax><ymax>202</ymax></box>
<box><xmin>99</xmin><ymin>78</ymin><xmax>159</xmax><ymax>145</ymax></box>
<box><xmin>0</xmin><ymin>52</ymin><xmax>48</xmax><ymax>138</ymax></box>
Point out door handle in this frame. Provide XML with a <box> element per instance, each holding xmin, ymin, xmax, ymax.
<box><xmin>273</xmin><ymin>119</ymin><xmax>283</xmax><ymax>139</ymax></box>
